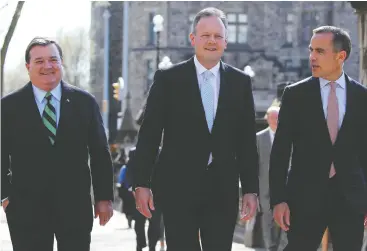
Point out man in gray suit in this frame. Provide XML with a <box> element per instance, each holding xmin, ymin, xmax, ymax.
<box><xmin>257</xmin><ymin>106</ymin><xmax>284</xmax><ymax>251</ymax></box>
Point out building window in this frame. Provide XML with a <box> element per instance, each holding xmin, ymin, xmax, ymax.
<box><xmin>146</xmin><ymin>60</ymin><xmax>154</xmax><ymax>94</ymax></box>
<box><xmin>299</xmin><ymin>59</ymin><xmax>311</xmax><ymax>78</ymax></box>
<box><xmin>326</xmin><ymin>9</ymin><xmax>333</xmax><ymax>25</ymax></box>
<box><xmin>227</xmin><ymin>13</ymin><xmax>248</xmax><ymax>44</ymax></box>
<box><xmin>148</xmin><ymin>12</ymin><xmax>156</xmax><ymax>45</ymax></box>
<box><xmin>189</xmin><ymin>13</ymin><xmax>196</xmax><ymax>31</ymax></box>
<box><xmin>285</xmin><ymin>14</ymin><xmax>295</xmax><ymax>45</ymax></box>
<box><xmin>301</xmin><ymin>11</ymin><xmax>318</xmax><ymax>44</ymax></box>
<box><xmin>284</xmin><ymin>59</ymin><xmax>293</xmax><ymax>69</ymax></box>
<box><xmin>187</xmin><ymin>13</ymin><xmax>196</xmax><ymax>44</ymax></box>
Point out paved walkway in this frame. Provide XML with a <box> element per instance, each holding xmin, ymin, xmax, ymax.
<box><xmin>0</xmin><ymin>209</ymin><xmax>256</xmax><ymax>251</ymax></box>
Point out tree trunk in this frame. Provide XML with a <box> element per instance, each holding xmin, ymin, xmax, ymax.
<box><xmin>1</xmin><ymin>1</ymin><xmax>25</xmax><ymax>97</ymax></box>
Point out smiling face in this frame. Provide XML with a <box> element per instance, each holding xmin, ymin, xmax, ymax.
<box><xmin>309</xmin><ymin>32</ymin><xmax>346</xmax><ymax>81</ymax></box>
<box><xmin>189</xmin><ymin>15</ymin><xmax>227</xmax><ymax>69</ymax></box>
<box><xmin>26</xmin><ymin>44</ymin><xmax>63</xmax><ymax>91</ymax></box>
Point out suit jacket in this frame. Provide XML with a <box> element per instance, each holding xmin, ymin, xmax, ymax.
<box><xmin>124</xmin><ymin>147</ymin><xmax>136</xmax><ymax>189</ymax></box>
<box><xmin>257</xmin><ymin>127</ymin><xmax>272</xmax><ymax>212</ymax></box>
<box><xmin>269</xmin><ymin>74</ymin><xmax>367</xmax><ymax>214</ymax></box>
<box><xmin>125</xmin><ymin>146</ymin><xmax>162</xmax><ymax>189</ymax></box>
<box><xmin>1</xmin><ymin>81</ymin><xmax>114</xmax><ymax>227</ymax></box>
<box><xmin>133</xmin><ymin>57</ymin><xmax>259</xmax><ymax>205</ymax></box>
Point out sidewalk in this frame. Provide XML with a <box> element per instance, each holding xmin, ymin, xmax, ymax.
<box><xmin>0</xmin><ymin>209</ymin><xmax>255</xmax><ymax>251</ymax></box>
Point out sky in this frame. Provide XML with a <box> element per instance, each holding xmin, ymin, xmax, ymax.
<box><xmin>1</xmin><ymin>0</ymin><xmax>91</xmax><ymax>70</ymax></box>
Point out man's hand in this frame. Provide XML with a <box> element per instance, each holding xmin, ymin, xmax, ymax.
<box><xmin>1</xmin><ymin>198</ymin><xmax>9</xmax><ymax>212</ymax></box>
<box><xmin>135</xmin><ymin>187</ymin><xmax>154</xmax><ymax>218</ymax></box>
<box><xmin>240</xmin><ymin>193</ymin><xmax>257</xmax><ymax>221</ymax></box>
<box><xmin>273</xmin><ymin>202</ymin><xmax>291</xmax><ymax>231</ymax></box>
<box><xmin>94</xmin><ymin>200</ymin><xmax>113</xmax><ymax>226</ymax></box>
<box><xmin>364</xmin><ymin>215</ymin><xmax>367</xmax><ymax>228</ymax></box>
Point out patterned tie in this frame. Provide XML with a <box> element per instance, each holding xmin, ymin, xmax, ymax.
<box><xmin>327</xmin><ymin>82</ymin><xmax>338</xmax><ymax>178</ymax></box>
<box><xmin>201</xmin><ymin>70</ymin><xmax>215</xmax><ymax>132</ymax></box>
<box><xmin>42</xmin><ymin>92</ymin><xmax>57</xmax><ymax>145</ymax></box>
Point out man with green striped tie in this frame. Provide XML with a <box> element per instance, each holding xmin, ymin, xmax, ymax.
<box><xmin>1</xmin><ymin>37</ymin><xmax>114</xmax><ymax>251</ymax></box>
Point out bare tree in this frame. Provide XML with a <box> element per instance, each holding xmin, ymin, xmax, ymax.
<box><xmin>1</xmin><ymin>1</ymin><xmax>25</xmax><ymax>97</ymax></box>
<box><xmin>56</xmin><ymin>27</ymin><xmax>91</xmax><ymax>91</ymax></box>
<box><xmin>3</xmin><ymin>57</ymin><xmax>29</xmax><ymax>95</ymax></box>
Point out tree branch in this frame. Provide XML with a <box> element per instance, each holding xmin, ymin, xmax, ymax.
<box><xmin>1</xmin><ymin>1</ymin><xmax>25</xmax><ymax>96</ymax></box>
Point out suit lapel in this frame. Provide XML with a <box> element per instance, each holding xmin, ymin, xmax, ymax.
<box><xmin>310</xmin><ymin>77</ymin><xmax>333</xmax><ymax>146</ymax></box>
<box><xmin>335</xmin><ymin>74</ymin><xmax>357</xmax><ymax>145</ymax></box>
<box><xmin>262</xmin><ymin>129</ymin><xmax>272</xmax><ymax>158</ymax></box>
<box><xmin>186</xmin><ymin>57</ymin><xmax>211</xmax><ymax>135</ymax></box>
<box><xmin>258</xmin><ymin>129</ymin><xmax>272</xmax><ymax>171</ymax></box>
<box><xmin>186</xmin><ymin>58</ymin><xmax>230</xmax><ymax>135</ymax></box>
<box><xmin>54</xmin><ymin>81</ymin><xmax>74</xmax><ymax>145</ymax></box>
<box><xmin>311</xmin><ymin>74</ymin><xmax>356</xmax><ymax>146</ymax></box>
<box><xmin>211</xmin><ymin>61</ymin><xmax>228</xmax><ymax>135</ymax></box>
<box><xmin>22</xmin><ymin>82</ymin><xmax>51</xmax><ymax>142</ymax></box>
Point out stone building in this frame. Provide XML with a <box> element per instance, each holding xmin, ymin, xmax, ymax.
<box><xmin>90</xmin><ymin>1</ymin><xmax>359</xmax><ymax>143</ymax></box>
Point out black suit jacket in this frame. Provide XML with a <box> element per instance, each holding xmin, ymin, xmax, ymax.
<box><xmin>269</xmin><ymin>74</ymin><xmax>367</xmax><ymax>214</ymax></box>
<box><xmin>133</xmin><ymin>57</ymin><xmax>259</xmax><ymax>204</ymax></box>
<box><xmin>1</xmin><ymin>81</ymin><xmax>114</xmax><ymax>227</ymax></box>
<box><xmin>124</xmin><ymin>147</ymin><xmax>136</xmax><ymax>189</ymax></box>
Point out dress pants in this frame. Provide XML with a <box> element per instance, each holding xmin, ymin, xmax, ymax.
<box><xmin>6</xmin><ymin>195</ymin><xmax>92</xmax><ymax>251</ymax></box>
<box><xmin>161</xmin><ymin>162</ymin><xmax>239</xmax><ymax>251</ymax></box>
<box><xmin>284</xmin><ymin>175</ymin><xmax>364</xmax><ymax>251</ymax></box>
<box><xmin>134</xmin><ymin>206</ymin><xmax>162</xmax><ymax>250</ymax></box>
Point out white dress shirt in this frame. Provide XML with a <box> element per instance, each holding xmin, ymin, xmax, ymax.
<box><xmin>319</xmin><ymin>72</ymin><xmax>347</xmax><ymax>128</ymax></box>
<box><xmin>32</xmin><ymin>83</ymin><xmax>62</xmax><ymax>126</ymax></box>
<box><xmin>194</xmin><ymin>56</ymin><xmax>221</xmax><ymax>165</ymax></box>
<box><xmin>194</xmin><ymin>56</ymin><xmax>220</xmax><ymax>117</ymax></box>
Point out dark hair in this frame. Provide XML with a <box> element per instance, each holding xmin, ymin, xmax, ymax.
<box><xmin>313</xmin><ymin>26</ymin><xmax>352</xmax><ymax>61</ymax></box>
<box><xmin>25</xmin><ymin>37</ymin><xmax>63</xmax><ymax>64</ymax></box>
<box><xmin>191</xmin><ymin>7</ymin><xmax>228</xmax><ymax>35</ymax></box>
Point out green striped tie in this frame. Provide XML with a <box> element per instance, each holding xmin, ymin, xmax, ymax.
<box><xmin>42</xmin><ymin>92</ymin><xmax>57</xmax><ymax>145</ymax></box>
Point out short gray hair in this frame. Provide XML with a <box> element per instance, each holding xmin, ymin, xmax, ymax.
<box><xmin>191</xmin><ymin>7</ymin><xmax>228</xmax><ymax>35</ymax></box>
<box><xmin>312</xmin><ymin>26</ymin><xmax>352</xmax><ymax>61</ymax></box>
<box><xmin>264</xmin><ymin>106</ymin><xmax>280</xmax><ymax>119</ymax></box>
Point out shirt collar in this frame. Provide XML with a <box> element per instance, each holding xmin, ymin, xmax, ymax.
<box><xmin>319</xmin><ymin>72</ymin><xmax>346</xmax><ymax>89</ymax></box>
<box><xmin>32</xmin><ymin>82</ymin><xmax>62</xmax><ymax>103</ymax></box>
<box><xmin>194</xmin><ymin>55</ymin><xmax>220</xmax><ymax>78</ymax></box>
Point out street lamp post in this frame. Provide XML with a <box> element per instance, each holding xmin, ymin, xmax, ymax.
<box><xmin>153</xmin><ymin>14</ymin><xmax>164</xmax><ymax>70</ymax></box>
<box><xmin>102</xmin><ymin>8</ymin><xmax>111</xmax><ymax>137</ymax></box>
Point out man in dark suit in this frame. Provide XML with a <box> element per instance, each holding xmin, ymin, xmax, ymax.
<box><xmin>1</xmin><ymin>37</ymin><xmax>114</xmax><ymax>251</ymax></box>
<box><xmin>133</xmin><ymin>7</ymin><xmax>259</xmax><ymax>251</ymax></box>
<box><xmin>269</xmin><ymin>26</ymin><xmax>367</xmax><ymax>251</ymax></box>
<box><xmin>255</xmin><ymin>106</ymin><xmax>285</xmax><ymax>251</ymax></box>
<box><xmin>125</xmin><ymin>147</ymin><xmax>163</xmax><ymax>251</ymax></box>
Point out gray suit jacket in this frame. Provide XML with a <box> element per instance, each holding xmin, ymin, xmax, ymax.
<box><xmin>245</xmin><ymin>127</ymin><xmax>288</xmax><ymax>250</ymax></box>
<box><xmin>257</xmin><ymin>127</ymin><xmax>273</xmax><ymax>213</ymax></box>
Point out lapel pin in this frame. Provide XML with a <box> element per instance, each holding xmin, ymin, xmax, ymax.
<box><xmin>66</xmin><ymin>99</ymin><xmax>70</xmax><ymax>103</ymax></box>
